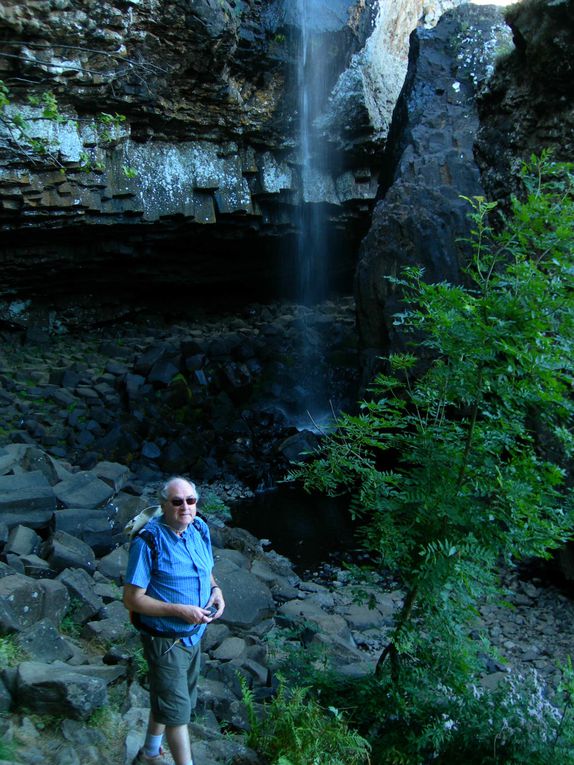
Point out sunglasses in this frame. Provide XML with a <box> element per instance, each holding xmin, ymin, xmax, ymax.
<box><xmin>169</xmin><ymin>497</ymin><xmax>198</xmax><ymax>507</ymax></box>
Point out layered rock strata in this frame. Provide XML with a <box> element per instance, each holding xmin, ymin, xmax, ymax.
<box><xmin>0</xmin><ymin>0</ymin><xmax>468</xmax><ymax>309</ymax></box>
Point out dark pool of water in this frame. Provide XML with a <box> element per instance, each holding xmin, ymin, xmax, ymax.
<box><xmin>230</xmin><ymin>483</ymin><xmax>359</xmax><ymax>573</ymax></box>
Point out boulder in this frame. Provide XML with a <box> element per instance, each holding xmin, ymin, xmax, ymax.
<box><xmin>214</xmin><ymin>559</ymin><xmax>275</xmax><ymax>629</ymax></box>
<box><xmin>0</xmin><ymin>574</ymin><xmax>45</xmax><ymax>633</ymax></box>
<box><xmin>0</xmin><ymin>597</ymin><xmax>20</xmax><ymax>636</ymax></box>
<box><xmin>0</xmin><ymin>471</ymin><xmax>57</xmax><ymax>520</ymax></box>
<box><xmin>4</xmin><ymin>525</ymin><xmax>41</xmax><ymax>557</ymax></box>
<box><xmin>41</xmin><ymin>531</ymin><xmax>96</xmax><ymax>574</ymax></box>
<box><xmin>277</xmin><ymin>429</ymin><xmax>320</xmax><ymax>463</ymax></box>
<box><xmin>212</xmin><ymin>636</ymin><xmax>247</xmax><ymax>662</ymax></box>
<box><xmin>17</xmin><ymin>554</ymin><xmax>53</xmax><ymax>579</ymax></box>
<box><xmin>36</xmin><ymin>577</ymin><xmax>70</xmax><ymax>626</ymax></box>
<box><xmin>278</xmin><ymin>598</ymin><xmax>356</xmax><ymax>648</ymax></box>
<box><xmin>82</xmin><ymin>613</ymin><xmax>134</xmax><ymax>643</ymax></box>
<box><xmin>15</xmin><ymin>618</ymin><xmax>75</xmax><ymax>663</ymax></box>
<box><xmin>18</xmin><ymin>446</ymin><xmax>60</xmax><ymax>486</ymax></box>
<box><xmin>0</xmin><ymin>573</ymin><xmax>70</xmax><ymax>635</ymax></box>
<box><xmin>14</xmin><ymin>661</ymin><xmax>108</xmax><ymax>720</ymax></box>
<box><xmin>196</xmin><ymin>676</ymin><xmax>240</xmax><ymax>719</ymax></box>
<box><xmin>83</xmin><ymin>600</ymin><xmax>133</xmax><ymax>643</ymax></box>
<box><xmin>52</xmin><ymin>508</ymin><xmax>117</xmax><ymax>557</ymax></box>
<box><xmin>53</xmin><ymin>472</ymin><xmax>115</xmax><ymax>509</ymax></box>
<box><xmin>93</xmin><ymin>461</ymin><xmax>131</xmax><ymax>492</ymax></box>
<box><xmin>56</xmin><ymin>568</ymin><xmax>104</xmax><ymax>624</ymax></box>
<box><xmin>96</xmin><ymin>545</ymin><xmax>129</xmax><ymax>584</ymax></box>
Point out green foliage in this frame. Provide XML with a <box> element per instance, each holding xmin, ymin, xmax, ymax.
<box><xmin>60</xmin><ymin>598</ymin><xmax>83</xmax><ymax>638</ymax></box>
<box><xmin>0</xmin><ymin>635</ymin><xmax>26</xmax><ymax>667</ymax></box>
<box><xmin>290</xmin><ymin>153</ymin><xmax>574</xmax><ymax>686</ymax></box>
<box><xmin>133</xmin><ymin>645</ymin><xmax>149</xmax><ymax>682</ymax></box>
<box><xmin>122</xmin><ymin>164</ymin><xmax>138</xmax><ymax>179</ymax></box>
<box><xmin>240</xmin><ymin>675</ymin><xmax>371</xmax><ymax>765</ymax></box>
<box><xmin>199</xmin><ymin>491</ymin><xmax>230</xmax><ymax>520</ymax></box>
<box><xmin>0</xmin><ymin>79</ymin><xmax>134</xmax><ymax>174</ymax></box>
<box><xmin>87</xmin><ymin>704</ymin><xmax>122</xmax><ymax>740</ymax></box>
<box><xmin>340</xmin><ymin>661</ymin><xmax>574</xmax><ymax>765</ymax></box>
<box><xmin>264</xmin><ymin>622</ymin><xmax>341</xmax><ymax>693</ymax></box>
<box><xmin>0</xmin><ymin>733</ymin><xmax>17</xmax><ymax>762</ymax></box>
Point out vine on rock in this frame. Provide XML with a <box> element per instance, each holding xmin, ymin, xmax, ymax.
<box><xmin>0</xmin><ymin>79</ymin><xmax>134</xmax><ymax>176</ymax></box>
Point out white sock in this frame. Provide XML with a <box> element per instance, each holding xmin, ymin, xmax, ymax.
<box><xmin>143</xmin><ymin>733</ymin><xmax>163</xmax><ymax>757</ymax></box>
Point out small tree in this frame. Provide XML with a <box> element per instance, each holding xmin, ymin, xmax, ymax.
<box><xmin>291</xmin><ymin>153</ymin><xmax>574</xmax><ymax>685</ymax></box>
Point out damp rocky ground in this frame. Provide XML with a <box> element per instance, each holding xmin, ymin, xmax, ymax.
<box><xmin>1</xmin><ymin>302</ymin><xmax>574</xmax><ymax>764</ymax></box>
<box><xmin>0</xmin><ymin>297</ymin><xmax>360</xmax><ymax>492</ymax></box>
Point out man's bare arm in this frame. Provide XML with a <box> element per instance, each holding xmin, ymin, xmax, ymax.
<box><xmin>123</xmin><ymin>584</ymin><xmax>209</xmax><ymax>624</ymax></box>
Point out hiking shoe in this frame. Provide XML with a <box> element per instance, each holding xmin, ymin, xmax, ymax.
<box><xmin>133</xmin><ymin>747</ymin><xmax>171</xmax><ymax>765</ymax></box>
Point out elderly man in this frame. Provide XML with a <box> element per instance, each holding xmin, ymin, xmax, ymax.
<box><xmin>124</xmin><ymin>476</ymin><xmax>225</xmax><ymax>765</ymax></box>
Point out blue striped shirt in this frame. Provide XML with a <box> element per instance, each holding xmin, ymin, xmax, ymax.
<box><xmin>125</xmin><ymin>515</ymin><xmax>214</xmax><ymax>646</ymax></box>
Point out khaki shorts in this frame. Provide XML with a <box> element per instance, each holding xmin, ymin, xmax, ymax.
<box><xmin>141</xmin><ymin>635</ymin><xmax>201</xmax><ymax>726</ymax></box>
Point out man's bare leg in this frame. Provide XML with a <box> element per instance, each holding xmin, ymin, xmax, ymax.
<box><xmin>146</xmin><ymin>710</ymin><xmax>166</xmax><ymax>738</ymax></box>
<box><xmin>165</xmin><ymin>724</ymin><xmax>193</xmax><ymax>765</ymax></box>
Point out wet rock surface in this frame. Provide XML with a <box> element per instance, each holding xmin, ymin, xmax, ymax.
<box><xmin>0</xmin><ymin>441</ymin><xmax>573</xmax><ymax>764</ymax></box>
<box><xmin>0</xmin><ymin>298</ymin><xmax>360</xmax><ymax>490</ymax></box>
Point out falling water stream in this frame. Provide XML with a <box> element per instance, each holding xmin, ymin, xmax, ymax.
<box><xmin>291</xmin><ymin>0</ymin><xmax>339</xmax><ymax>431</ymax></box>
<box><xmin>232</xmin><ymin>2</ymin><xmax>362</xmax><ymax>562</ymax></box>
<box><xmin>296</xmin><ymin>0</ymin><xmax>331</xmax><ymax>306</ymax></box>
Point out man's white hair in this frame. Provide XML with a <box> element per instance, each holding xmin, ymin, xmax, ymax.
<box><xmin>158</xmin><ymin>476</ymin><xmax>200</xmax><ymax>503</ymax></box>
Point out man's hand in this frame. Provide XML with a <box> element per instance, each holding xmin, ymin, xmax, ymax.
<box><xmin>123</xmin><ymin>585</ymin><xmax>219</xmax><ymax>624</ymax></box>
<box><xmin>207</xmin><ymin>586</ymin><xmax>225</xmax><ymax>619</ymax></box>
<box><xmin>177</xmin><ymin>604</ymin><xmax>216</xmax><ymax>624</ymax></box>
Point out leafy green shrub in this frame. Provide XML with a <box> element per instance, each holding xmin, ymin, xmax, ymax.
<box><xmin>241</xmin><ymin>676</ymin><xmax>371</xmax><ymax>765</ymax></box>
<box><xmin>339</xmin><ymin>661</ymin><xmax>574</xmax><ymax>765</ymax></box>
<box><xmin>60</xmin><ymin>599</ymin><xmax>83</xmax><ymax>639</ymax></box>
<box><xmin>0</xmin><ymin>635</ymin><xmax>25</xmax><ymax>667</ymax></box>
<box><xmin>133</xmin><ymin>644</ymin><xmax>149</xmax><ymax>683</ymax></box>
<box><xmin>0</xmin><ymin>735</ymin><xmax>16</xmax><ymax>762</ymax></box>
<box><xmin>290</xmin><ymin>153</ymin><xmax>574</xmax><ymax>685</ymax></box>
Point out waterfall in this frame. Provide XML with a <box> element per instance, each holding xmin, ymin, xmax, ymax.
<box><xmin>289</xmin><ymin>0</ymin><xmax>339</xmax><ymax>431</ymax></box>
<box><xmin>296</xmin><ymin>0</ymin><xmax>332</xmax><ymax>306</ymax></box>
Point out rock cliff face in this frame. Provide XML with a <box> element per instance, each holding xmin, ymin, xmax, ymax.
<box><xmin>475</xmin><ymin>0</ymin><xmax>574</xmax><ymax>203</ymax></box>
<box><xmin>355</xmin><ymin>0</ymin><xmax>574</xmax><ymax>372</ymax></box>
<box><xmin>355</xmin><ymin>4</ymin><xmax>512</xmax><ymax>375</ymax></box>
<box><xmin>0</xmin><ymin>0</ymin><xmax>465</xmax><ymax>321</ymax></box>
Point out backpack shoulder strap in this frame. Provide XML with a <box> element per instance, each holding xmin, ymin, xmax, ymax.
<box><xmin>137</xmin><ymin>527</ymin><xmax>159</xmax><ymax>565</ymax></box>
<box><xmin>129</xmin><ymin>526</ymin><xmax>159</xmax><ymax>632</ymax></box>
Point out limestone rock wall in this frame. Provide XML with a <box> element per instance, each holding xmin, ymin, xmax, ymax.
<box><xmin>0</xmin><ymin>0</ymin><xmax>469</xmax><ymax>310</ymax></box>
<box><xmin>0</xmin><ymin>0</ymin><xmax>379</xmax><ymax>230</ymax></box>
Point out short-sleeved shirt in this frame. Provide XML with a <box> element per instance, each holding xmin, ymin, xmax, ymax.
<box><xmin>125</xmin><ymin>515</ymin><xmax>214</xmax><ymax>646</ymax></box>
